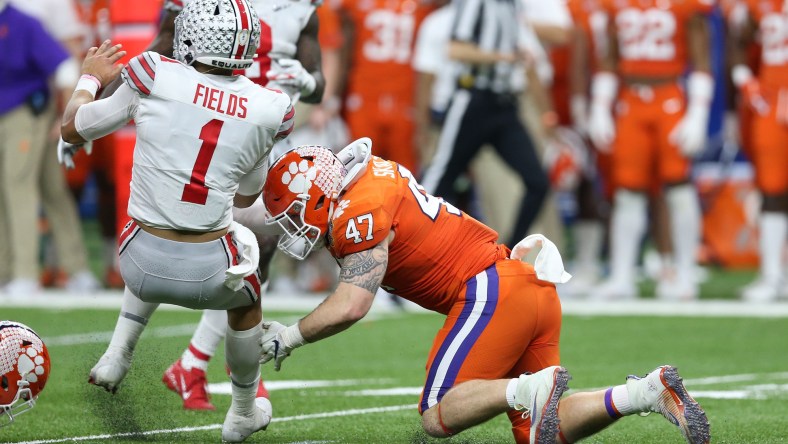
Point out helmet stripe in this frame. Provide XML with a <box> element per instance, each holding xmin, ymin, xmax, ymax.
<box><xmin>232</xmin><ymin>0</ymin><xmax>251</xmax><ymax>59</ymax></box>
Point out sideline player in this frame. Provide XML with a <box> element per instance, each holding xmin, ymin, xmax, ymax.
<box><xmin>589</xmin><ymin>0</ymin><xmax>715</xmax><ymax>300</ymax></box>
<box><xmin>61</xmin><ymin>0</ymin><xmax>295</xmax><ymax>440</ymax></box>
<box><xmin>730</xmin><ymin>0</ymin><xmax>788</xmax><ymax>301</ymax></box>
<box><xmin>256</xmin><ymin>142</ymin><xmax>710</xmax><ymax>444</ymax></box>
<box><xmin>153</xmin><ymin>0</ymin><xmax>327</xmax><ymax>411</ymax></box>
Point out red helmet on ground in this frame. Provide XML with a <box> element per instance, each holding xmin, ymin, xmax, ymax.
<box><xmin>0</xmin><ymin>321</ymin><xmax>50</xmax><ymax>427</ymax></box>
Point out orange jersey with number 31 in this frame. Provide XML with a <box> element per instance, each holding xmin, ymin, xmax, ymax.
<box><xmin>327</xmin><ymin>157</ymin><xmax>509</xmax><ymax>315</ymax></box>
<box><xmin>604</xmin><ymin>0</ymin><xmax>714</xmax><ymax>77</ymax></box>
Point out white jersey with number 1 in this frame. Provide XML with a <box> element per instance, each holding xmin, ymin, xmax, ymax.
<box><xmin>119</xmin><ymin>52</ymin><xmax>295</xmax><ymax>231</ymax></box>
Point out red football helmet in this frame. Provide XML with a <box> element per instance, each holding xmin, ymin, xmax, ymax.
<box><xmin>0</xmin><ymin>321</ymin><xmax>50</xmax><ymax>427</ymax></box>
<box><xmin>264</xmin><ymin>145</ymin><xmax>347</xmax><ymax>260</ymax></box>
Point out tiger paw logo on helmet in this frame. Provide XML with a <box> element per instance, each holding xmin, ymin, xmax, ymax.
<box><xmin>281</xmin><ymin>160</ymin><xmax>317</xmax><ymax>194</ymax></box>
<box><xmin>0</xmin><ymin>321</ymin><xmax>50</xmax><ymax>427</ymax></box>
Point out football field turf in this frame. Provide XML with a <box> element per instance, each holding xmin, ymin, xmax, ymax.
<box><xmin>2</xmin><ymin>303</ymin><xmax>787</xmax><ymax>443</ymax></box>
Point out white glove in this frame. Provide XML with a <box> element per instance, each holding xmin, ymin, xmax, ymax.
<box><xmin>260</xmin><ymin>321</ymin><xmax>306</xmax><ymax>371</ymax></box>
<box><xmin>588</xmin><ymin>72</ymin><xmax>618</xmax><ymax>152</ymax></box>
<box><xmin>669</xmin><ymin>72</ymin><xmax>713</xmax><ymax>157</ymax></box>
<box><xmin>267</xmin><ymin>58</ymin><xmax>317</xmax><ymax>97</ymax></box>
<box><xmin>57</xmin><ymin>137</ymin><xmax>92</xmax><ymax>170</ymax></box>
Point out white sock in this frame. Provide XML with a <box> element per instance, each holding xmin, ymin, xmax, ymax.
<box><xmin>759</xmin><ymin>212</ymin><xmax>788</xmax><ymax>282</ymax></box>
<box><xmin>107</xmin><ymin>287</ymin><xmax>159</xmax><ymax>358</ymax></box>
<box><xmin>505</xmin><ymin>378</ymin><xmax>518</xmax><ymax>409</ymax></box>
<box><xmin>666</xmin><ymin>185</ymin><xmax>701</xmax><ymax>283</ymax></box>
<box><xmin>609</xmin><ymin>190</ymin><xmax>647</xmax><ymax>284</ymax></box>
<box><xmin>182</xmin><ymin>309</ymin><xmax>227</xmax><ymax>370</ymax></box>
<box><xmin>609</xmin><ymin>385</ymin><xmax>636</xmax><ymax>416</ymax></box>
<box><xmin>574</xmin><ymin>221</ymin><xmax>603</xmax><ymax>276</ymax></box>
<box><xmin>226</xmin><ymin>321</ymin><xmax>264</xmax><ymax>417</ymax></box>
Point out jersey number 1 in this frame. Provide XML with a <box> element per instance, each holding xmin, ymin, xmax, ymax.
<box><xmin>181</xmin><ymin>119</ymin><xmax>224</xmax><ymax>205</ymax></box>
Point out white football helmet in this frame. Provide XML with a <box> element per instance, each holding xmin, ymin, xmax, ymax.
<box><xmin>0</xmin><ymin>321</ymin><xmax>50</xmax><ymax>428</ymax></box>
<box><xmin>173</xmin><ymin>0</ymin><xmax>261</xmax><ymax>70</ymax></box>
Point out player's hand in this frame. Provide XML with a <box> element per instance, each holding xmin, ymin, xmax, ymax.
<box><xmin>260</xmin><ymin>321</ymin><xmax>291</xmax><ymax>371</ymax></box>
<box><xmin>57</xmin><ymin>137</ymin><xmax>93</xmax><ymax>170</ymax></box>
<box><xmin>82</xmin><ymin>40</ymin><xmax>127</xmax><ymax>86</ymax></box>
<box><xmin>741</xmin><ymin>79</ymin><xmax>770</xmax><ymax>116</ymax></box>
<box><xmin>669</xmin><ymin>103</ymin><xmax>709</xmax><ymax>157</ymax></box>
<box><xmin>588</xmin><ymin>103</ymin><xmax>615</xmax><ymax>153</ymax></box>
<box><xmin>267</xmin><ymin>58</ymin><xmax>317</xmax><ymax>96</ymax></box>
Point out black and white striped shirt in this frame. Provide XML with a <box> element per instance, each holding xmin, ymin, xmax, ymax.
<box><xmin>450</xmin><ymin>0</ymin><xmax>524</xmax><ymax>94</ymax></box>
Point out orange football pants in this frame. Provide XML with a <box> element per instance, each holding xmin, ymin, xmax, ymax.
<box><xmin>750</xmin><ymin>89</ymin><xmax>788</xmax><ymax>195</ymax></box>
<box><xmin>612</xmin><ymin>83</ymin><xmax>691</xmax><ymax>191</ymax></box>
<box><xmin>343</xmin><ymin>91</ymin><xmax>418</xmax><ymax>173</ymax></box>
<box><xmin>418</xmin><ymin>260</ymin><xmax>562</xmax><ymax>443</ymax></box>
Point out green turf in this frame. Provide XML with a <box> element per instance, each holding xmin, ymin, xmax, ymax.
<box><xmin>2</xmin><ymin>308</ymin><xmax>786</xmax><ymax>443</ymax></box>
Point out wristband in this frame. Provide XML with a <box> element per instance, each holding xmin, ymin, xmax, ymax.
<box><xmin>281</xmin><ymin>322</ymin><xmax>307</xmax><ymax>349</ymax></box>
<box><xmin>732</xmin><ymin>64</ymin><xmax>754</xmax><ymax>88</ymax></box>
<box><xmin>75</xmin><ymin>74</ymin><xmax>101</xmax><ymax>97</ymax></box>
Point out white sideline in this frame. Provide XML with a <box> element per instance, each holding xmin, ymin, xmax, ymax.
<box><xmin>12</xmin><ymin>404</ymin><xmax>416</xmax><ymax>444</ymax></box>
<box><xmin>6</xmin><ymin>290</ymin><xmax>788</xmax><ymax>317</ymax></box>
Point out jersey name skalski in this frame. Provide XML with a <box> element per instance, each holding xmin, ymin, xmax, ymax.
<box><xmin>121</xmin><ymin>51</ymin><xmax>294</xmax><ymax>231</ymax></box>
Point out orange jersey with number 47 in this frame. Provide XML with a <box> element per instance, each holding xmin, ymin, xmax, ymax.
<box><xmin>604</xmin><ymin>0</ymin><xmax>715</xmax><ymax>78</ymax></box>
<box><xmin>327</xmin><ymin>157</ymin><xmax>509</xmax><ymax>315</ymax></box>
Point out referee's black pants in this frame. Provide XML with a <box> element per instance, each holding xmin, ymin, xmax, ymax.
<box><xmin>421</xmin><ymin>88</ymin><xmax>549</xmax><ymax>248</ymax></box>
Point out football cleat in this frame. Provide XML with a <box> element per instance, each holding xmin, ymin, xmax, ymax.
<box><xmin>162</xmin><ymin>359</ymin><xmax>215</xmax><ymax>411</ymax></box>
<box><xmin>627</xmin><ymin>365</ymin><xmax>710</xmax><ymax>444</ymax></box>
<box><xmin>88</xmin><ymin>348</ymin><xmax>132</xmax><ymax>394</ymax></box>
<box><xmin>741</xmin><ymin>277</ymin><xmax>780</xmax><ymax>303</ymax></box>
<box><xmin>513</xmin><ymin>366</ymin><xmax>571</xmax><ymax>444</ymax></box>
<box><xmin>589</xmin><ymin>278</ymin><xmax>637</xmax><ymax>301</ymax></box>
<box><xmin>221</xmin><ymin>396</ymin><xmax>272</xmax><ymax>442</ymax></box>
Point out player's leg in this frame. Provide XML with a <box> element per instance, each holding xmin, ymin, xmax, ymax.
<box><xmin>489</xmin><ymin>104</ymin><xmax>550</xmax><ymax>247</ymax></box>
<box><xmin>420</xmin><ymin>262</ymin><xmax>566</xmax><ymax>441</ymax></box>
<box><xmin>568</xmin><ymin>177</ymin><xmax>604</xmax><ymax>291</ymax></box>
<box><xmin>593</xmin><ymin>90</ymin><xmax>651</xmax><ymax>300</ymax></box>
<box><xmin>222</xmin><ymin>297</ymin><xmax>270</xmax><ymax>443</ymax></box>
<box><xmin>89</xmin><ymin>286</ymin><xmax>159</xmax><ymax>392</ymax></box>
<box><xmin>556</xmin><ymin>365</ymin><xmax>710</xmax><ymax>444</ymax></box>
<box><xmin>742</xmin><ymin>111</ymin><xmax>788</xmax><ymax>301</ymax></box>
<box><xmin>660</xmin><ymin>91</ymin><xmax>701</xmax><ymax>300</ymax></box>
<box><xmin>90</xmin><ymin>221</ymin><xmax>159</xmax><ymax>392</ymax></box>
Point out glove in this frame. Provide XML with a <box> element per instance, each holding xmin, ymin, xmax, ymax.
<box><xmin>57</xmin><ymin>137</ymin><xmax>93</xmax><ymax>170</ymax></box>
<box><xmin>267</xmin><ymin>58</ymin><xmax>317</xmax><ymax>97</ymax></box>
<box><xmin>588</xmin><ymin>72</ymin><xmax>618</xmax><ymax>152</ymax></box>
<box><xmin>669</xmin><ymin>72</ymin><xmax>713</xmax><ymax>157</ymax></box>
<box><xmin>260</xmin><ymin>321</ymin><xmax>306</xmax><ymax>371</ymax></box>
<box><xmin>733</xmin><ymin>64</ymin><xmax>769</xmax><ymax>116</ymax></box>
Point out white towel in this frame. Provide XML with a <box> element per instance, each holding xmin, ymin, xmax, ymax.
<box><xmin>509</xmin><ymin>234</ymin><xmax>572</xmax><ymax>284</ymax></box>
<box><xmin>224</xmin><ymin>221</ymin><xmax>261</xmax><ymax>291</ymax></box>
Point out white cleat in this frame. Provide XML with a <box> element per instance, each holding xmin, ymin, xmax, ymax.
<box><xmin>88</xmin><ymin>349</ymin><xmax>132</xmax><ymax>394</ymax></box>
<box><xmin>513</xmin><ymin>366</ymin><xmax>571</xmax><ymax>444</ymax></box>
<box><xmin>741</xmin><ymin>278</ymin><xmax>780</xmax><ymax>302</ymax></box>
<box><xmin>627</xmin><ymin>365</ymin><xmax>710</xmax><ymax>444</ymax></box>
<box><xmin>222</xmin><ymin>397</ymin><xmax>273</xmax><ymax>443</ymax></box>
<box><xmin>589</xmin><ymin>278</ymin><xmax>637</xmax><ymax>301</ymax></box>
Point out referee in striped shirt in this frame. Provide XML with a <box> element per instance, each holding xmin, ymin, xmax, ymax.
<box><xmin>420</xmin><ymin>0</ymin><xmax>549</xmax><ymax>247</ymax></box>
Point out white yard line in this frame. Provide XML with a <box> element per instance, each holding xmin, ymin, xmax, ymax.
<box><xmin>8</xmin><ymin>291</ymin><xmax>788</xmax><ymax>317</ymax></box>
<box><xmin>12</xmin><ymin>404</ymin><xmax>416</xmax><ymax>444</ymax></box>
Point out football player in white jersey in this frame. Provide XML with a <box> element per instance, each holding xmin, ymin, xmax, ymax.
<box><xmin>150</xmin><ymin>0</ymin><xmax>327</xmax><ymax>411</ymax></box>
<box><xmin>60</xmin><ymin>0</ymin><xmax>295</xmax><ymax>441</ymax></box>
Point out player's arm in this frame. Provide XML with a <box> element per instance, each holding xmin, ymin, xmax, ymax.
<box><xmin>294</xmin><ymin>10</ymin><xmax>326</xmax><ymax>104</ymax></box>
<box><xmin>569</xmin><ymin>24</ymin><xmax>590</xmax><ymax>133</ymax></box>
<box><xmin>260</xmin><ymin>233</ymin><xmax>391</xmax><ymax>370</ymax></box>
<box><xmin>728</xmin><ymin>8</ymin><xmax>764</xmax><ymax>112</ymax></box>
<box><xmin>588</xmin><ymin>11</ymin><xmax>619</xmax><ymax>150</ymax></box>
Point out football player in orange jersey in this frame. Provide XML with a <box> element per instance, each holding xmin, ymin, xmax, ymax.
<box><xmin>730</xmin><ymin>0</ymin><xmax>788</xmax><ymax>301</ymax></box>
<box><xmin>255</xmin><ymin>141</ymin><xmax>710</xmax><ymax>444</ymax></box>
<box><xmin>588</xmin><ymin>0</ymin><xmax>715</xmax><ymax>300</ymax></box>
<box><xmin>324</xmin><ymin>0</ymin><xmax>436</xmax><ymax>173</ymax></box>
